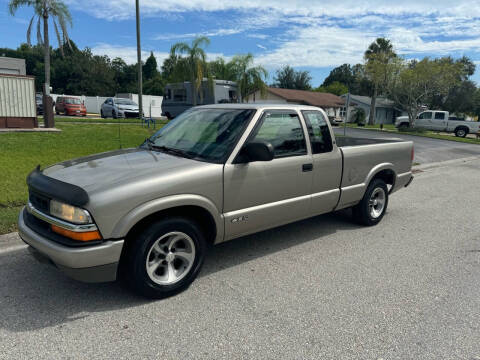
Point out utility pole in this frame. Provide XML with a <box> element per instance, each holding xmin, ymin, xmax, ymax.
<box><xmin>344</xmin><ymin>92</ymin><xmax>350</xmax><ymax>136</ymax></box>
<box><xmin>136</xmin><ymin>0</ymin><xmax>143</xmax><ymax>119</ymax></box>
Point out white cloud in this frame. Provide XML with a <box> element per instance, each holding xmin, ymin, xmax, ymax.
<box><xmin>75</xmin><ymin>0</ymin><xmax>480</xmax><ymax>74</ymax></box>
<box><xmin>69</xmin><ymin>0</ymin><xmax>480</xmax><ymax>20</ymax></box>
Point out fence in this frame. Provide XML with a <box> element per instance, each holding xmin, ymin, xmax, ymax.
<box><xmin>50</xmin><ymin>93</ymin><xmax>163</xmax><ymax>118</ymax></box>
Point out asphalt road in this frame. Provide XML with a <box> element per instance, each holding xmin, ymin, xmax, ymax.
<box><xmin>334</xmin><ymin>127</ymin><xmax>480</xmax><ymax>165</ymax></box>
<box><xmin>1</xmin><ymin>158</ymin><xmax>479</xmax><ymax>359</ymax></box>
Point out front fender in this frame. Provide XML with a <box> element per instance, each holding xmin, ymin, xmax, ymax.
<box><xmin>110</xmin><ymin>194</ymin><xmax>224</xmax><ymax>243</ymax></box>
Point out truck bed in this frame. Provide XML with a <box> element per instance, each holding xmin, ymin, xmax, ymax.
<box><xmin>336</xmin><ymin>136</ymin><xmax>404</xmax><ymax>147</ymax></box>
<box><xmin>333</xmin><ymin>135</ymin><xmax>414</xmax><ymax>210</ymax></box>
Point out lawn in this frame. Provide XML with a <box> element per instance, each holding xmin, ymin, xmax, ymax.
<box><xmin>345</xmin><ymin>123</ymin><xmax>480</xmax><ymax>145</ymax></box>
<box><xmin>0</xmin><ymin>123</ymin><xmax>158</xmax><ymax>234</ymax></box>
<box><xmin>38</xmin><ymin>116</ymin><xmax>168</xmax><ymax>126</ymax></box>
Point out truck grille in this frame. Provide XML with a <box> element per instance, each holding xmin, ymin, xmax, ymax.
<box><xmin>29</xmin><ymin>191</ymin><xmax>50</xmax><ymax>214</ymax></box>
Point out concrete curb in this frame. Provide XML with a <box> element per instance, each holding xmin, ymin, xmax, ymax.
<box><xmin>413</xmin><ymin>155</ymin><xmax>480</xmax><ymax>171</ymax></box>
<box><xmin>0</xmin><ymin>232</ymin><xmax>24</xmax><ymax>252</ymax></box>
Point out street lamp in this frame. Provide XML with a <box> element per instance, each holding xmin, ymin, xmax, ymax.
<box><xmin>136</xmin><ymin>0</ymin><xmax>143</xmax><ymax>119</ymax></box>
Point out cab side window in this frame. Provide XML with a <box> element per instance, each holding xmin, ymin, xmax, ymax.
<box><xmin>434</xmin><ymin>112</ymin><xmax>445</xmax><ymax>120</ymax></box>
<box><xmin>418</xmin><ymin>112</ymin><xmax>432</xmax><ymax>120</ymax></box>
<box><xmin>250</xmin><ymin>111</ymin><xmax>307</xmax><ymax>158</ymax></box>
<box><xmin>302</xmin><ymin>111</ymin><xmax>333</xmax><ymax>154</ymax></box>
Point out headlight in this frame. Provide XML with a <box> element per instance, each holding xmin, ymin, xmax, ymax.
<box><xmin>50</xmin><ymin>199</ymin><xmax>92</xmax><ymax>224</ymax></box>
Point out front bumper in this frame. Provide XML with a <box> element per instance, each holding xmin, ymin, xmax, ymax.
<box><xmin>118</xmin><ymin>110</ymin><xmax>140</xmax><ymax>118</ymax></box>
<box><xmin>18</xmin><ymin>208</ymin><xmax>124</xmax><ymax>283</ymax></box>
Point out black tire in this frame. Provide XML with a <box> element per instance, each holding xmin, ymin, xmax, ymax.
<box><xmin>454</xmin><ymin>127</ymin><xmax>468</xmax><ymax>138</ymax></box>
<box><xmin>100</xmin><ymin>109</ymin><xmax>106</xmax><ymax>119</ymax></box>
<box><xmin>120</xmin><ymin>217</ymin><xmax>207</xmax><ymax>299</ymax></box>
<box><xmin>398</xmin><ymin>122</ymin><xmax>409</xmax><ymax>130</ymax></box>
<box><xmin>352</xmin><ymin>178</ymin><xmax>389</xmax><ymax>226</ymax></box>
<box><xmin>112</xmin><ymin>109</ymin><xmax>117</xmax><ymax>119</ymax></box>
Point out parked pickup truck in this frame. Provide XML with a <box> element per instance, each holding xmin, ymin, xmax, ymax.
<box><xmin>395</xmin><ymin>110</ymin><xmax>480</xmax><ymax>137</ymax></box>
<box><xmin>19</xmin><ymin>104</ymin><xmax>414</xmax><ymax>298</ymax></box>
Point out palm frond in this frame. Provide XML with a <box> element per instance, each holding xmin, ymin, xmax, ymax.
<box><xmin>8</xmin><ymin>0</ymin><xmax>36</xmax><ymax>15</ymax></box>
<box><xmin>26</xmin><ymin>15</ymin><xmax>35</xmax><ymax>46</ymax></box>
<box><xmin>192</xmin><ymin>36</ymin><xmax>210</xmax><ymax>50</ymax></box>
<box><xmin>53</xmin><ymin>19</ymin><xmax>64</xmax><ymax>56</ymax></box>
<box><xmin>57</xmin><ymin>15</ymin><xmax>72</xmax><ymax>49</ymax></box>
<box><xmin>36</xmin><ymin>16</ymin><xmax>43</xmax><ymax>45</ymax></box>
<box><xmin>171</xmin><ymin>42</ymin><xmax>190</xmax><ymax>55</ymax></box>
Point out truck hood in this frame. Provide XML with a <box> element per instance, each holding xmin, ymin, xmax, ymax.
<box><xmin>395</xmin><ymin>115</ymin><xmax>409</xmax><ymax>125</ymax></box>
<box><xmin>42</xmin><ymin>148</ymin><xmax>205</xmax><ymax>193</ymax></box>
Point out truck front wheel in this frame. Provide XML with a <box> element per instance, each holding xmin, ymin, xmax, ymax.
<box><xmin>352</xmin><ymin>179</ymin><xmax>389</xmax><ymax>226</ymax></box>
<box><xmin>121</xmin><ymin>217</ymin><xmax>207</xmax><ymax>299</ymax></box>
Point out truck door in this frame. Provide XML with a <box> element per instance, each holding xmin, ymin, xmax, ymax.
<box><xmin>415</xmin><ymin>111</ymin><xmax>433</xmax><ymax>130</ymax></box>
<box><xmin>223</xmin><ymin>110</ymin><xmax>313</xmax><ymax>239</ymax></box>
<box><xmin>301</xmin><ymin>110</ymin><xmax>342</xmax><ymax>215</ymax></box>
<box><xmin>431</xmin><ymin>112</ymin><xmax>447</xmax><ymax>131</ymax></box>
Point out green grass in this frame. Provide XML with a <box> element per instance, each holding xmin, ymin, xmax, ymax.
<box><xmin>0</xmin><ymin>123</ymin><xmax>159</xmax><ymax>234</ymax></box>
<box><xmin>345</xmin><ymin>123</ymin><xmax>480</xmax><ymax>145</ymax></box>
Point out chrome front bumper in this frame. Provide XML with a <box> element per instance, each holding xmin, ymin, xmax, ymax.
<box><xmin>18</xmin><ymin>208</ymin><xmax>124</xmax><ymax>282</ymax></box>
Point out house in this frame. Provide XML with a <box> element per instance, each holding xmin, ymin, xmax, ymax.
<box><xmin>246</xmin><ymin>87</ymin><xmax>345</xmax><ymax>122</ymax></box>
<box><xmin>0</xmin><ymin>57</ymin><xmax>37</xmax><ymax>129</ymax></box>
<box><xmin>340</xmin><ymin>94</ymin><xmax>406</xmax><ymax>124</ymax></box>
<box><xmin>0</xmin><ymin>56</ymin><xmax>26</xmax><ymax>76</ymax></box>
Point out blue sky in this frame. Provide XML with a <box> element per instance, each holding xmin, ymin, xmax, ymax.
<box><xmin>1</xmin><ymin>0</ymin><xmax>480</xmax><ymax>87</ymax></box>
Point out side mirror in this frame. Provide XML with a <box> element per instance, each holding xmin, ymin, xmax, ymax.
<box><xmin>235</xmin><ymin>141</ymin><xmax>274</xmax><ymax>163</ymax></box>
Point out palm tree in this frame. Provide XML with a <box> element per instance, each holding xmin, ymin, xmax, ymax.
<box><xmin>9</xmin><ymin>0</ymin><xmax>72</xmax><ymax>95</ymax></box>
<box><xmin>171</xmin><ymin>36</ymin><xmax>210</xmax><ymax>106</ymax></box>
<box><xmin>230</xmin><ymin>53</ymin><xmax>268</xmax><ymax>102</ymax></box>
<box><xmin>364</xmin><ymin>38</ymin><xmax>396</xmax><ymax>125</ymax></box>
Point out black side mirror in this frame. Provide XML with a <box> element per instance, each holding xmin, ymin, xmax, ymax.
<box><xmin>234</xmin><ymin>141</ymin><xmax>274</xmax><ymax>163</ymax></box>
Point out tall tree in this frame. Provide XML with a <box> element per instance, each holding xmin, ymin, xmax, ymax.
<box><xmin>208</xmin><ymin>57</ymin><xmax>236</xmax><ymax>81</ymax></box>
<box><xmin>387</xmin><ymin>57</ymin><xmax>463</xmax><ymax>125</ymax></box>
<box><xmin>143</xmin><ymin>51</ymin><xmax>158</xmax><ymax>80</ymax></box>
<box><xmin>9</xmin><ymin>0</ymin><xmax>72</xmax><ymax>95</ymax></box>
<box><xmin>171</xmin><ymin>36</ymin><xmax>210</xmax><ymax>106</ymax></box>
<box><xmin>364</xmin><ymin>38</ymin><xmax>396</xmax><ymax>125</ymax></box>
<box><xmin>315</xmin><ymin>81</ymin><xmax>348</xmax><ymax>96</ymax></box>
<box><xmin>230</xmin><ymin>53</ymin><xmax>268</xmax><ymax>102</ymax></box>
<box><xmin>273</xmin><ymin>65</ymin><xmax>312</xmax><ymax>90</ymax></box>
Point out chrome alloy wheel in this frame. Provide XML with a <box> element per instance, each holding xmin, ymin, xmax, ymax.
<box><xmin>368</xmin><ymin>187</ymin><xmax>386</xmax><ymax>219</ymax></box>
<box><xmin>145</xmin><ymin>232</ymin><xmax>196</xmax><ymax>285</ymax></box>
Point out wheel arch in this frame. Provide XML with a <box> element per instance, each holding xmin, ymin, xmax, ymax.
<box><xmin>365</xmin><ymin>163</ymin><xmax>396</xmax><ymax>189</ymax></box>
<box><xmin>111</xmin><ymin>194</ymin><xmax>223</xmax><ymax>245</ymax></box>
<box><xmin>454</xmin><ymin>125</ymin><xmax>469</xmax><ymax>133</ymax></box>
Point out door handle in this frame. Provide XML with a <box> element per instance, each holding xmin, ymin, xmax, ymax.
<box><xmin>302</xmin><ymin>163</ymin><xmax>313</xmax><ymax>172</ymax></box>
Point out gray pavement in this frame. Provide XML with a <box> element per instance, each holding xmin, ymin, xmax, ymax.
<box><xmin>1</xmin><ymin>158</ymin><xmax>480</xmax><ymax>359</ymax></box>
<box><xmin>334</xmin><ymin>127</ymin><xmax>480</xmax><ymax>165</ymax></box>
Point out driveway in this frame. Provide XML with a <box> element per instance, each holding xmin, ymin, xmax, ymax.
<box><xmin>334</xmin><ymin>127</ymin><xmax>480</xmax><ymax>164</ymax></box>
<box><xmin>1</xmin><ymin>158</ymin><xmax>480</xmax><ymax>359</ymax></box>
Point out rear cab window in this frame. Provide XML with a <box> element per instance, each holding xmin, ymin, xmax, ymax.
<box><xmin>301</xmin><ymin>110</ymin><xmax>333</xmax><ymax>154</ymax></box>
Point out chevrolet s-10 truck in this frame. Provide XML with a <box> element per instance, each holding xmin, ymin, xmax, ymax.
<box><xmin>19</xmin><ymin>104</ymin><xmax>414</xmax><ymax>298</ymax></box>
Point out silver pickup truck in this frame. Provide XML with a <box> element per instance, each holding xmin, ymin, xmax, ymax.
<box><xmin>19</xmin><ymin>104</ymin><xmax>414</xmax><ymax>298</ymax></box>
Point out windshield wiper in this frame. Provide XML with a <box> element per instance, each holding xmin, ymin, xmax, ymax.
<box><xmin>149</xmin><ymin>144</ymin><xmax>196</xmax><ymax>159</ymax></box>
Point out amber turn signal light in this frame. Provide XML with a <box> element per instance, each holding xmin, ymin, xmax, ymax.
<box><xmin>51</xmin><ymin>225</ymin><xmax>102</xmax><ymax>242</ymax></box>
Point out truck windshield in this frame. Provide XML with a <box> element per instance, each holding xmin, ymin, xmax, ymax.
<box><xmin>144</xmin><ymin>108</ymin><xmax>255</xmax><ymax>163</ymax></box>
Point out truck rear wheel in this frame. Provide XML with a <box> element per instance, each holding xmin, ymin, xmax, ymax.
<box><xmin>454</xmin><ymin>127</ymin><xmax>468</xmax><ymax>138</ymax></box>
<box><xmin>121</xmin><ymin>217</ymin><xmax>207</xmax><ymax>299</ymax></box>
<box><xmin>352</xmin><ymin>179</ymin><xmax>389</xmax><ymax>226</ymax></box>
